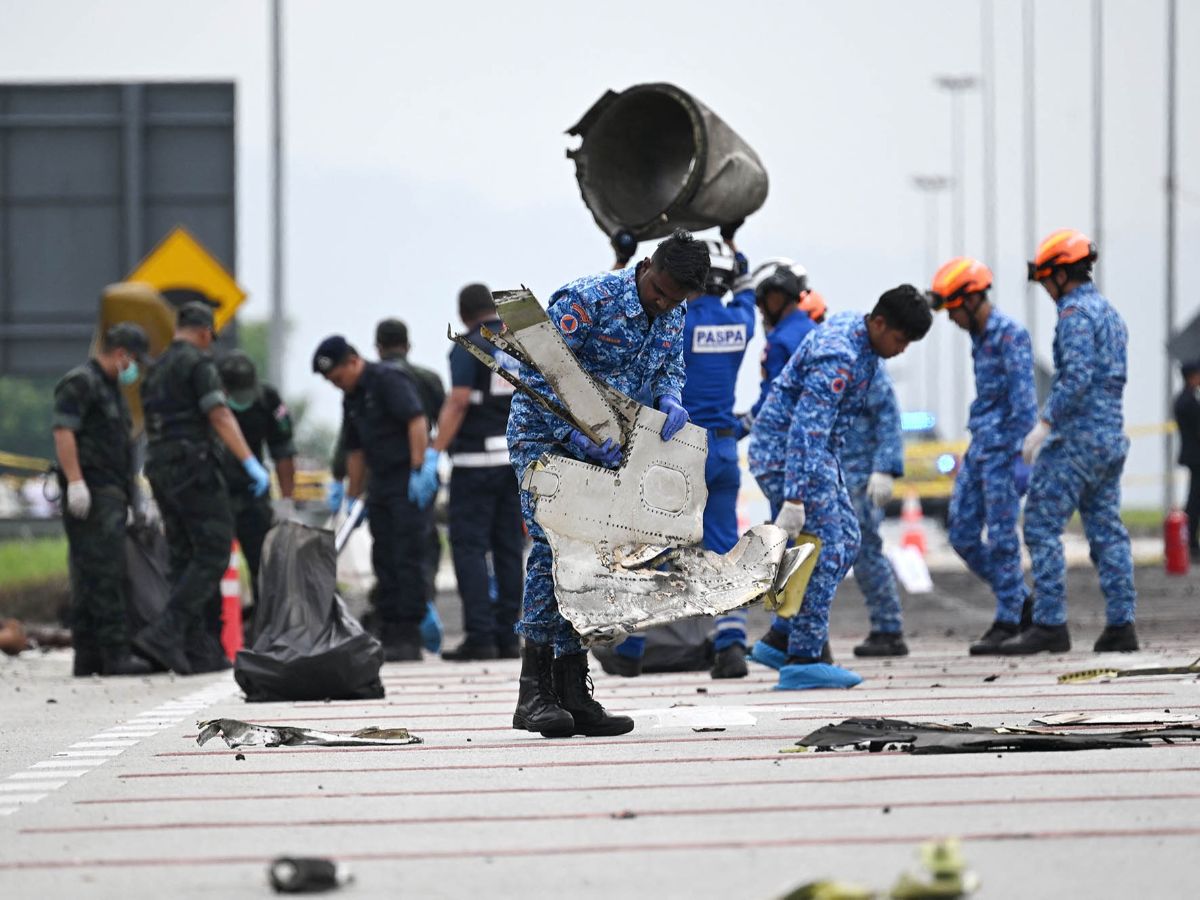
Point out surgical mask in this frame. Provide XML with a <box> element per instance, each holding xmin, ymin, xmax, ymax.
<box><xmin>118</xmin><ymin>361</ymin><xmax>140</xmax><ymax>386</ymax></box>
<box><xmin>227</xmin><ymin>397</ymin><xmax>253</xmax><ymax>412</ymax></box>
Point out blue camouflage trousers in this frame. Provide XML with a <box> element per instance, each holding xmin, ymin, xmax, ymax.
<box><xmin>517</xmin><ymin>489</ymin><xmax>584</xmax><ymax>657</ymax></box>
<box><xmin>1023</xmin><ymin>436</ymin><xmax>1136</xmax><ymax>626</ymax></box>
<box><xmin>848</xmin><ymin>481</ymin><xmax>903</xmax><ymax>633</ymax></box>
<box><xmin>948</xmin><ymin>447</ymin><xmax>1027</xmax><ymax>623</ymax></box>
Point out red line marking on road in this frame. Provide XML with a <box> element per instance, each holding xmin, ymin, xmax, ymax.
<box><xmin>76</xmin><ymin>765</ymin><xmax>1200</xmax><ymax>805</ymax></box>
<box><xmin>4</xmin><ymin>826</ymin><xmax>1200</xmax><ymax>871</ymax></box>
<box><xmin>28</xmin><ymin>790</ymin><xmax>1200</xmax><ymax>835</ymax></box>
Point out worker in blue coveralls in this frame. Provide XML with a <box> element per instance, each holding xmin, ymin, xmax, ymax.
<box><xmin>740</xmin><ymin>260</ymin><xmax>816</xmax><ymax>434</ymax></box>
<box><xmin>928</xmin><ymin>257</ymin><xmax>1039</xmax><ymax>655</ymax></box>
<box><xmin>842</xmin><ymin>362</ymin><xmax>908</xmax><ymax>658</ymax></box>
<box><xmin>747</xmin><ymin>286</ymin><xmax>932</xmax><ymax>689</ymax></box>
<box><xmin>1006</xmin><ymin>229</ymin><xmax>1138</xmax><ymax>654</ymax></box>
<box><xmin>598</xmin><ymin>227</ymin><xmax>759</xmax><ymax>680</ymax></box>
<box><xmin>508</xmin><ymin>229</ymin><xmax>711</xmax><ymax>737</ymax></box>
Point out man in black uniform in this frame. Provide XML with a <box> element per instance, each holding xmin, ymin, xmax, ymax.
<box><xmin>314</xmin><ymin>335</ymin><xmax>437</xmax><ymax>661</ymax></box>
<box><xmin>137</xmin><ymin>303</ymin><xmax>271</xmax><ymax>674</ymax></box>
<box><xmin>217</xmin><ymin>351</ymin><xmax>297</xmax><ymax>612</ymax></box>
<box><xmin>1174</xmin><ymin>359</ymin><xmax>1200</xmax><ymax>561</ymax></box>
<box><xmin>432</xmin><ymin>284</ymin><xmax>524</xmax><ymax>661</ymax></box>
<box><xmin>52</xmin><ymin>322</ymin><xmax>154</xmax><ymax>677</ymax></box>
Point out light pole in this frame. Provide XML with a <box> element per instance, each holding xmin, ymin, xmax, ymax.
<box><xmin>934</xmin><ymin>75</ymin><xmax>978</xmax><ymax>438</ymax></box>
<box><xmin>981</xmin><ymin>0</ymin><xmax>998</xmax><ymax>268</ymax></box>
<box><xmin>1164</xmin><ymin>0</ymin><xmax>1178</xmax><ymax>511</ymax></box>
<box><xmin>913</xmin><ymin>175</ymin><xmax>951</xmax><ymax>421</ymax></box>
<box><xmin>1022</xmin><ymin>0</ymin><xmax>1038</xmax><ymax>350</ymax></box>
<box><xmin>268</xmin><ymin>0</ymin><xmax>286</xmax><ymax>390</ymax></box>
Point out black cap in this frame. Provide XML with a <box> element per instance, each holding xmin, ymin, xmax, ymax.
<box><xmin>375</xmin><ymin>318</ymin><xmax>409</xmax><ymax>349</ymax></box>
<box><xmin>177</xmin><ymin>301</ymin><xmax>215</xmax><ymax>330</ymax></box>
<box><xmin>103</xmin><ymin>322</ymin><xmax>150</xmax><ymax>360</ymax></box>
<box><xmin>218</xmin><ymin>351</ymin><xmax>259</xmax><ymax>406</ymax></box>
<box><xmin>312</xmin><ymin>335</ymin><xmax>357</xmax><ymax>374</ymax></box>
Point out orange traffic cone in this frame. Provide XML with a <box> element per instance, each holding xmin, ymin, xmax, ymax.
<box><xmin>899</xmin><ymin>490</ymin><xmax>927</xmax><ymax>556</ymax></box>
<box><xmin>220</xmin><ymin>540</ymin><xmax>244</xmax><ymax>660</ymax></box>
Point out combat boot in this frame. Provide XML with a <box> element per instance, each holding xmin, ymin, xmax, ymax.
<box><xmin>553</xmin><ymin>652</ymin><xmax>635</xmax><ymax>737</ymax></box>
<box><xmin>1093</xmin><ymin>622</ymin><xmax>1139</xmax><ymax>652</ymax></box>
<box><xmin>72</xmin><ymin>635</ymin><xmax>102</xmax><ymax>677</ymax></box>
<box><xmin>853</xmin><ymin>631</ymin><xmax>909</xmax><ymax>658</ymax></box>
<box><xmin>710</xmin><ymin>643</ymin><xmax>749</xmax><ymax>679</ymax></box>
<box><xmin>99</xmin><ymin>646</ymin><xmax>155</xmax><ymax>677</ymax></box>
<box><xmin>133</xmin><ymin>611</ymin><xmax>193</xmax><ymax>675</ymax></box>
<box><xmin>185</xmin><ymin>625</ymin><xmax>232</xmax><ymax>673</ymax></box>
<box><xmin>496</xmin><ymin>635</ymin><xmax>522</xmax><ymax>660</ymax></box>
<box><xmin>994</xmin><ymin>623</ymin><xmax>1071</xmax><ymax>655</ymax></box>
<box><xmin>1019</xmin><ymin>592</ymin><xmax>1034</xmax><ymax>631</ymax></box>
<box><xmin>968</xmin><ymin>621</ymin><xmax>1019</xmax><ymax>656</ymax></box>
<box><xmin>380</xmin><ymin>622</ymin><xmax>423</xmax><ymax>662</ymax></box>
<box><xmin>512</xmin><ymin>643</ymin><xmax>574</xmax><ymax>737</ymax></box>
<box><xmin>441</xmin><ymin>637</ymin><xmax>498</xmax><ymax>662</ymax></box>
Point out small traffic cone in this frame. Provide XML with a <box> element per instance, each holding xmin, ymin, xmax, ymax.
<box><xmin>220</xmin><ymin>540</ymin><xmax>244</xmax><ymax>660</ymax></box>
<box><xmin>899</xmin><ymin>490</ymin><xmax>927</xmax><ymax>556</ymax></box>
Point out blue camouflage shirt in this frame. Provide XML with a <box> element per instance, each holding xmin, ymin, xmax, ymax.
<box><xmin>748</xmin><ymin>311</ymin><xmax>878</xmax><ymax>502</ymax></box>
<box><xmin>507</xmin><ymin>265</ymin><xmax>686</xmax><ymax>472</ymax></box>
<box><xmin>681</xmin><ymin>288</ymin><xmax>756</xmax><ymax>430</ymax></box>
<box><xmin>1043</xmin><ymin>281</ymin><xmax>1127</xmax><ymax>445</ymax></box>
<box><xmin>967</xmin><ymin>308</ymin><xmax>1038</xmax><ymax>453</ymax></box>
<box><xmin>750</xmin><ymin>308</ymin><xmax>816</xmax><ymax>418</ymax></box>
<box><xmin>840</xmin><ymin>362</ymin><xmax>903</xmax><ymax>487</ymax></box>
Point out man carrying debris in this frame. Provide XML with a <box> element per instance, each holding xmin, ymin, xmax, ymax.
<box><xmin>508</xmin><ymin>228</ymin><xmax>710</xmax><ymax>737</ymax></box>
<box><xmin>747</xmin><ymin>286</ymin><xmax>932</xmax><ymax>689</ymax></box>
<box><xmin>137</xmin><ymin>303</ymin><xmax>271</xmax><ymax>674</ymax></box>
<box><xmin>313</xmin><ymin>335</ymin><xmax>437</xmax><ymax>661</ymax></box>
<box><xmin>52</xmin><ymin>322</ymin><xmax>153</xmax><ymax>677</ymax></box>
<box><xmin>927</xmin><ymin>257</ymin><xmax>1038</xmax><ymax>655</ymax></box>
<box><xmin>1013</xmin><ymin>230</ymin><xmax>1138</xmax><ymax>654</ymax></box>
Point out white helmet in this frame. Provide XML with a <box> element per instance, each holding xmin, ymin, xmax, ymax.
<box><xmin>701</xmin><ymin>239</ymin><xmax>738</xmax><ymax>295</ymax></box>
<box><xmin>750</xmin><ymin>257</ymin><xmax>809</xmax><ymax>294</ymax></box>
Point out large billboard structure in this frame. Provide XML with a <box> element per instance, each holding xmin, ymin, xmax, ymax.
<box><xmin>0</xmin><ymin>82</ymin><xmax>236</xmax><ymax>376</ymax></box>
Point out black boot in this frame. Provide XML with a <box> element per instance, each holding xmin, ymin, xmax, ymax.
<box><xmin>133</xmin><ymin>612</ymin><xmax>193</xmax><ymax>675</ymax></box>
<box><xmin>100</xmin><ymin>646</ymin><xmax>155</xmax><ymax>677</ymax></box>
<box><xmin>711</xmin><ymin>643</ymin><xmax>749</xmax><ymax>678</ymax></box>
<box><xmin>1019</xmin><ymin>592</ymin><xmax>1034</xmax><ymax>631</ymax></box>
<box><xmin>553</xmin><ymin>652</ymin><xmax>635</xmax><ymax>737</ymax></box>
<box><xmin>185</xmin><ymin>625</ymin><xmax>232</xmax><ymax>674</ymax></box>
<box><xmin>441</xmin><ymin>637</ymin><xmax>498</xmax><ymax>662</ymax></box>
<box><xmin>968</xmin><ymin>621</ymin><xmax>1019</xmax><ymax>656</ymax></box>
<box><xmin>853</xmin><ymin>632</ymin><xmax>909</xmax><ymax>657</ymax></box>
<box><xmin>496</xmin><ymin>635</ymin><xmax>522</xmax><ymax>660</ymax></box>
<box><xmin>380</xmin><ymin>621</ymin><xmax>423</xmax><ymax>662</ymax></box>
<box><xmin>72</xmin><ymin>635</ymin><xmax>102</xmax><ymax>677</ymax></box>
<box><xmin>994</xmin><ymin>623</ymin><xmax>1071</xmax><ymax>655</ymax></box>
<box><xmin>512</xmin><ymin>643</ymin><xmax>574</xmax><ymax>737</ymax></box>
<box><xmin>1093</xmin><ymin>622</ymin><xmax>1139</xmax><ymax>652</ymax></box>
<box><xmin>592</xmin><ymin>644</ymin><xmax>642</xmax><ymax>678</ymax></box>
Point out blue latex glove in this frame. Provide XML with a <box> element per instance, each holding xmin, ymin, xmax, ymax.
<box><xmin>408</xmin><ymin>448</ymin><xmax>440</xmax><ymax>509</ymax></box>
<box><xmin>568</xmin><ymin>429</ymin><xmax>622</xmax><ymax>467</ymax></box>
<box><xmin>420</xmin><ymin>601</ymin><xmax>443</xmax><ymax>654</ymax></box>
<box><xmin>242</xmin><ymin>456</ymin><xmax>271</xmax><ymax>498</ymax></box>
<box><xmin>326</xmin><ymin>479</ymin><xmax>346</xmax><ymax>513</ymax></box>
<box><xmin>657</xmin><ymin>395</ymin><xmax>690</xmax><ymax>442</ymax></box>
<box><xmin>733</xmin><ymin>251</ymin><xmax>749</xmax><ymax>277</ymax></box>
<box><xmin>1013</xmin><ymin>454</ymin><xmax>1032</xmax><ymax>496</ymax></box>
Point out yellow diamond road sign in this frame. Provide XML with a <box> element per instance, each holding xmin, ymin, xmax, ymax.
<box><xmin>126</xmin><ymin>226</ymin><xmax>247</xmax><ymax>332</ymax></box>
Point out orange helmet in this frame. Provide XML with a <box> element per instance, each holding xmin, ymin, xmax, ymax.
<box><xmin>928</xmin><ymin>257</ymin><xmax>993</xmax><ymax>311</ymax></box>
<box><xmin>799</xmin><ymin>289</ymin><xmax>827</xmax><ymax>323</ymax></box>
<box><xmin>1028</xmin><ymin>228</ymin><xmax>1097</xmax><ymax>281</ymax></box>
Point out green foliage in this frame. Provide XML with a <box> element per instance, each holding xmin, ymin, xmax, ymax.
<box><xmin>237</xmin><ymin>318</ymin><xmax>271</xmax><ymax>378</ymax></box>
<box><xmin>0</xmin><ymin>536</ymin><xmax>68</xmax><ymax>587</ymax></box>
<box><xmin>0</xmin><ymin>377</ymin><xmax>57</xmax><ymax>461</ymax></box>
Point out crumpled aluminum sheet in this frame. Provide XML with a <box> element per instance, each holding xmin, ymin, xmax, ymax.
<box><xmin>196</xmin><ymin>718</ymin><xmax>422</xmax><ymax>749</ymax></box>
<box><xmin>493</xmin><ymin>288</ymin><xmax>812</xmax><ymax>643</ymax></box>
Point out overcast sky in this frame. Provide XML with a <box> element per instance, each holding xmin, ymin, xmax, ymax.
<box><xmin>2</xmin><ymin>0</ymin><xmax>1197</xmax><ymax>505</ymax></box>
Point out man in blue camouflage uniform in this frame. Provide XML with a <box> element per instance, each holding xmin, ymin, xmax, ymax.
<box><xmin>841</xmin><ymin>363</ymin><xmax>908</xmax><ymax>657</ymax></box>
<box><xmin>598</xmin><ymin>232</ymin><xmax>758</xmax><ymax>680</ymax></box>
<box><xmin>747</xmin><ymin>286</ymin><xmax>931</xmax><ymax>689</ymax></box>
<box><xmin>928</xmin><ymin>257</ymin><xmax>1039</xmax><ymax>655</ymax></box>
<box><xmin>1004</xmin><ymin>230</ymin><xmax>1137</xmax><ymax>654</ymax></box>
<box><xmin>508</xmin><ymin>229</ymin><xmax>710</xmax><ymax>736</ymax></box>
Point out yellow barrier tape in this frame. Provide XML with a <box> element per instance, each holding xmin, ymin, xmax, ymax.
<box><xmin>0</xmin><ymin>450</ymin><xmax>53</xmax><ymax>473</ymax></box>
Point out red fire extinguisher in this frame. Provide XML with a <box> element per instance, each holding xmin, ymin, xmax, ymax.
<box><xmin>1164</xmin><ymin>508</ymin><xmax>1190</xmax><ymax>575</ymax></box>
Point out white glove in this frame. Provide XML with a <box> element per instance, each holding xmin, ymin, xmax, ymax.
<box><xmin>774</xmin><ymin>501</ymin><xmax>806</xmax><ymax>539</ymax></box>
<box><xmin>1022</xmin><ymin>420</ymin><xmax>1051</xmax><ymax>465</ymax></box>
<box><xmin>272</xmin><ymin>498</ymin><xmax>296</xmax><ymax>521</ymax></box>
<box><xmin>66</xmin><ymin>480</ymin><xmax>91</xmax><ymax>519</ymax></box>
<box><xmin>866</xmin><ymin>472</ymin><xmax>895</xmax><ymax>508</ymax></box>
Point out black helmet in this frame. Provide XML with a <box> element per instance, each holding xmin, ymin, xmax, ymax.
<box><xmin>755</xmin><ymin>266</ymin><xmax>802</xmax><ymax>306</ymax></box>
<box><xmin>218</xmin><ymin>350</ymin><xmax>259</xmax><ymax>407</ymax></box>
<box><xmin>103</xmin><ymin>322</ymin><xmax>150</xmax><ymax>360</ymax></box>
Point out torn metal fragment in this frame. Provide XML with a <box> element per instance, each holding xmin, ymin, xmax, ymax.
<box><xmin>196</xmin><ymin>718</ymin><xmax>421</xmax><ymax>749</ymax></box>
<box><xmin>1057</xmin><ymin>656</ymin><xmax>1200</xmax><ymax>683</ymax></box>
<box><xmin>1030</xmin><ymin>711</ymin><xmax>1198</xmax><ymax>727</ymax></box>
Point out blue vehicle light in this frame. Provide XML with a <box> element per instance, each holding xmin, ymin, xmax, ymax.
<box><xmin>901</xmin><ymin>411</ymin><xmax>937</xmax><ymax>432</ymax></box>
<box><xmin>936</xmin><ymin>453</ymin><xmax>957</xmax><ymax>475</ymax></box>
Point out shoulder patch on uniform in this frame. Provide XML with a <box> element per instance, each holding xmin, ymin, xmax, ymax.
<box><xmin>831</xmin><ymin>376</ymin><xmax>847</xmax><ymax>394</ymax></box>
<box><xmin>598</xmin><ymin>334</ymin><xmax>624</xmax><ymax>345</ymax></box>
<box><xmin>274</xmin><ymin>403</ymin><xmax>289</xmax><ymax>421</ymax></box>
<box><xmin>570</xmin><ymin>302</ymin><xmax>591</xmax><ymax>325</ymax></box>
<box><xmin>559</xmin><ymin>313</ymin><xmax>579</xmax><ymax>334</ymax></box>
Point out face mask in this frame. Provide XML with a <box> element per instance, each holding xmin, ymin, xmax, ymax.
<box><xmin>118</xmin><ymin>361</ymin><xmax>140</xmax><ymax>386</ymax></box>
<box><xmin>227</xmin><ymin>396</ymin><xmax>253</xmax><ymax>412</ymax></box>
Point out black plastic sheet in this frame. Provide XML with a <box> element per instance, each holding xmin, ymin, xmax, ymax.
<box><xmin>124</xmin><ymin>523</ymin><xmax>170</xmax><ymax>635</ymax></box>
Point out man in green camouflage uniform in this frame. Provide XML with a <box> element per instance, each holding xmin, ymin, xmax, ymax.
<box><xmin>52</xmin><ymin>323</ymin><xmax>154</xmax><ymax>677</ymax></box>
<box><xmin>217</xmin><ymin>350</ymin><xmax>296</xmax><ymax>619</ymax></box>
<box><xmin>136</xmin><ymin>303</ymin><xmax>271</xmax><ymax>675</ymax></box>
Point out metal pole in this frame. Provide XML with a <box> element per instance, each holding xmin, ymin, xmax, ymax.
<box><xmin>913</xmin><ymin>175</ymin><xmax>951</xmax><ymax>427</ymax></box>
<box><xmin>1022</xmin><ymin>0</ymin><xmax>1038</xmax><ymax>351</ymax></box>
<box><xmin>1092</xmin><ymin>0</ymin><xmax>1104</xmax><ymax>272</ymax></box>
<box><xmin>1164</xmin><ymin>0</ymin><xmax>1178</xmax><ymax>511</ymax></box>
<box><xmin>981</xmin><ymin>0</ymin><xmax>998</xmax><ymax>269</ymax></box>
<box><xmin>268</xmin><ymin>0</ymin><xmax>285</xmax><ymax>389</ymax></box>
